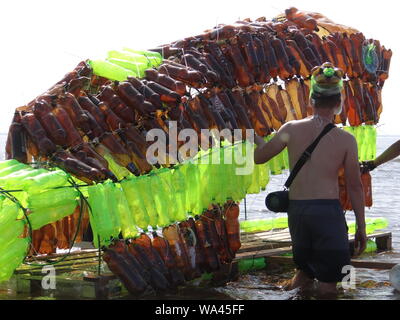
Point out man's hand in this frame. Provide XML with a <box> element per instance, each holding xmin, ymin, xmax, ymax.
<box><xmin>353</xmin><ymin>227</ymin><xmax>367</xmax><ymax>256</ymax></box>
<box><xmin>360</xmin><ymin>161</ymin><xmax>377</xmax><ymax>173</ymax></box>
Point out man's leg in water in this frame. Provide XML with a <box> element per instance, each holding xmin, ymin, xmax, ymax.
<box><xmin>316</xmin><ymin>282</ymin><xmax>338</xmax><ymax>298</ymax></box>
<box><xmin>286</xmin><ymin>270</ymin><xmax>314</xmax><ymax>291</ymax></box>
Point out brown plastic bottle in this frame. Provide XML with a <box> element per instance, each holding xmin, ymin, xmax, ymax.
<box><xmin>52</xmin><ymin>150</ymin><xmax>105</xmax><ymax>183</ymax></box>
<box><xmin>225</xmin><ymin>39</ymin><xmax>255</xmax><ymax>87</ymax></box>
<box><xmin>162</xmin><ymin>225</ymin><xmax>193</xmax><ymax>280</ymax></box>
<box><xmin>57</xmin><ymin>92</ymin><xmax>92</xmax><ymax>134</ymax></box>
<box><xmin>178</xmin><ymin>221</ymin><xmax>202</xmax><ymax>279</ymax></box>
<box><xmin>103</xmin><ymin>247</ymin><xmax>149</xmax><ymax>296</ymax></box>
<box><xmin>20</xmin><ymin>113</ymin><xmax>57</xmax><ymax>156</ymax></box>
<box><xmin>98</xmin><ymin>86</ymin><xmax>136</xmax><ymax>123</ymax></box>
<box><xmin>111</xmin><ymin>240</ymin><xmax>151</xmax><ymax>283</ymax></box>
<box><xmin>133</xmin><ymin>233</ymin><xmax>169</xmax><ymax>277</ymax></box>
<box><xmin>145</xmin><ymin>69</ymin><xmax>186</xmax><ymax>96</ymax></box>
<box><xmin>33</xmin><ymin>100</ymin><xmax>68</xmax><ymax>146</ymax></box>
<box><xmin>116</xmin><ymin>82</ymin><xmax>155</xmax><ymax>116</ymax></box>
<box><xmin>209</xmin><ymin>207</ymin><xmax>234</xmax><ymax>264</ymax></box>
<box><xmin>146</xmin><ymin>81</ymin><xmax>182</xmax><ymax>104</ymax></box>
<box><xmin>194</xmin><ymin>216</ymin><xmax>220</xmax><ymax>273</ymax></box>
<box><xmin>55</xmin><ymin>219</ymin><xmax>69</xmax><ymax>249</ymax></box>
<box><xmin>186</xmin><ymin>218</ymin><xmax>207</xmax><ymax>272</ymax></box>
<box><xmin>8</xmin><ymin>113</ymin><xmax>27</xmax><ymax>163</ymax></box>
<box><xmin>361</xmin><ymin>172</ymin><xmax>373</xmax><ymax>208</ymax></box>
<box><xmin>224</xmin><ymin>202</ymin><xmax>241</xmax><ymax>254</ymax></box>
<box><xmin>127</xmin><ymin>241</ymin><xmax>170</xmax><ymax>291</ymax></box>
<box><xmin>38</xmin><ymin>224</ymin><xmax>56</xmax><ymax>255</ymax></box>
<box><xmin>127</xmin><ymin>76</ymin><xmax>163</xmax><ymax>108</ymax></box>
<box><xmin>77</xmin><ymin>96</ymin><xmax>109</xmax><ymax>131</ymax></box>
<box><xmin>152</xmin><ymin>232</ymin><xmax>186</xmax><ymax>287</ymax></box>
<box><xmin>52</xmin><ymin>105</ymin><xmax>84</xmax><ymax>148</ymax></box>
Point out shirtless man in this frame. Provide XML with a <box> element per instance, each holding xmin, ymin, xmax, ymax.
<box><xmin>254</xmin><ymin>63</ymin><xmax>367</xmax><ymax>297</ymax></box>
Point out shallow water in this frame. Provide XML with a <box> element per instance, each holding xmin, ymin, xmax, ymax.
<box><xmin>0</xmin><ymin>135</ymin><xmax>399</xmax><ymax>300</ymax></box>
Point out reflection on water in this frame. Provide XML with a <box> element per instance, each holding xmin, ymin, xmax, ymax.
<box><xmin>0</xmin><ymin>135</ymin><xmax>399</xmax><ymax>300</ymax></box>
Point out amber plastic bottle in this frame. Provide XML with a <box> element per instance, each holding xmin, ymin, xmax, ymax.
<box><xmin>178</xmin><ymin>221</ymin><xmax>202</xmax><ymax>279</ymax></box>
<box><xmin>224</xmin><ymin>202</ymin><xmax>241</xmax><ymax>254</ymax></box>
<box><xmin>127</xmin><ymin>241</ymin><xmax>170</xmax><ymax>292</ymax></box>
<box><xmin>133</xmin><ymin>233</ymin><xmax>169</xmax><ymax>278</ymax></box>
<box><xmin>361</xmin><ymin>172</ymin><xmax>373</xmax><ymax>208</ymax></box>
<box><xmin>162</xmin><ymin>225</ymin><xmax>193</xmax><ymax>280</ymax></box>
<box><xmin>194</xmin><ymin>216</ymin><xmax>220</xmax><ymax>273</ymax></box>
<box><xmin>8</xmin><ymin>114</ymin><xmax>27</xmax><ymax>163</ymax></box>
<box><xmin>21</xmin><ymin>113</ymin><xmax>57</xmax><ymax>156</ymax></box>
<box><xmin>152</xmin><ymin>232</ymin><xmax>186</xmax><ymax>287</ymax></box>
<box><xmin>103</xmin><ymin>247</ymin><xmax>149</xmax><ymax>296</ymax></box>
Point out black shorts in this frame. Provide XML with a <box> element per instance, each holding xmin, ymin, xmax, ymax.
<box><xmin>287</xmin><ymin>199</ymin><xmax>351</xmax><ymax>283</ymax></box>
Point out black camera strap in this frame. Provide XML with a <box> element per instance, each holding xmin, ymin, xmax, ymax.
<box><xmin>284</xmin><ymin>123</ymin><xmax>336</xmax><ymax>189</ymax></box>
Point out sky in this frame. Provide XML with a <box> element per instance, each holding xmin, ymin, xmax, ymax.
<box><xmin>0</xmin><ymin>0</ymin><xmax>398</xmax><ymax>135</ymax></box>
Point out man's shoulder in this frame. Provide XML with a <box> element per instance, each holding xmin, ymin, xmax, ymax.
<box><xmin>334</xmin><ymin>128</ymin><xmax>358</xmax><ymax>150</ymax></box>
<box><xmin>336</xmin><ymin>128</ymin><xmax>356</xmax><ymax>141</ymax></box>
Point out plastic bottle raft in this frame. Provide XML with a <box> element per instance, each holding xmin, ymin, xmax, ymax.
<box><xmin>1</xmin><ymin>7</ymin><xmax>392</xmax><ymax>292</ymax></box>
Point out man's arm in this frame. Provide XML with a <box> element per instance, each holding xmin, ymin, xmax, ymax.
<box><xmin>254</xmin><ymin>123</ymin><xmax>290</xmax><ymax>165</ymax></box>
<box><xmin>373</xmin><ymin>140</ymin><xmax>400</xmax><ymax>167</ymax></box>
<box><xmin>343</xmin><ymin>135</ymin><xmax>367</xmax><ymax>255</ymax></box>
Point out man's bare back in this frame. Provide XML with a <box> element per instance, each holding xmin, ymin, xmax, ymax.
<box><xmin>254</xmin><ymin>116</ymin><xmax>360</xmax><ymax>202</ymax></box>
<box><xmin>284</xmin><ymin>117</ymin><xmax>354</xmax><ymax>200</ymax></box>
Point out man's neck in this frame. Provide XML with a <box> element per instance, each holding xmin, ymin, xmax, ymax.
<box><xmin>312</xmin><ymin>109</ymin><xmax>335</xmax><ymax>123</ymax></box>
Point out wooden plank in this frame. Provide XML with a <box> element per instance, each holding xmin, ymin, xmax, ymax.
<box><xmin>265</xmin><ymin>256</ymin><xmax>398</xmax><ymax>270</ymax></box>
<box><xmin>376</xmin><ymin>233</ymin><xmax>392</xmax><ymax>251</ymax></box>
<box><xmin>234</xmin><ymin>247</ymin><xmax>292</xmax><ymax>261</ymax></box>
<box><xmin>241</xmin><ymin>231</ymin><xmax>391</xmax><ymax>246</ymax></box>
<box><xmin>15</xmin><ymin>255</ymin><xmax>100</xmax><ymax>274</ymax></box>
<box><xmin>25</xmin><ymin>249</ymin><xmax>98</xmax><ymax>262</ymax></box>
<box><xmin>238</xmin><ymin>241</ymin><xmax>291</xmax><ymax>254</ymax></box>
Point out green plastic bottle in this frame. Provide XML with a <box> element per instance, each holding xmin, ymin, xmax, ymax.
<box><xmin>258</xmin><ymin>162</ymin><xmax>270</xmax><ymax>191</ymax></box>
<box><xmin>87</xmin><ymin>183</ymin><xmax>116</xmax><ymax>246</ymax></box>
<box><xmin>120</xmin><ymin>177</ymin><xmax>151</xmax><ymax>231</ymax></box>
<box><xmin>106</xmin><ymin>58</ymin><xmax>146</xmax><ymax>78</ymax></box>
<box><xmin>107</xmin><ymin>50</ymin><xmax>150</xmax><ymax>65</ymax></box>
<box><xmin>0</xmin><ymin>163</ymin><xmax>29</xmax><ymax>178</ymax></box>
<box><xmin>0</xmin><ymin>159</ymin><xmax>20</xmax><ymax>170</ymax></box>
<box><xmin>365</xmin><ymin>239</ymin><xmax>378</xmax><ymax>253</ymax></box>
<box><xmin>23</xmin><ymin>170</ymin><xmax>70</xmax><ymax>194</ymax></box>
<box><xmin>112</xmin><ymin>183</ymin><xmax>138</xmax><ymax>239</ymax></box>
<box><xmin>198</xmin><ymin>153</ymin><xmax>213</xmax><ymax>211</ymax></box>
<box><xmin>0</xmin><ymin>237</ymin><xmax>30</xmax><ymax>283</ymax></box>
<box><xmin>180</xmin><ymin>161</ymin><xmax>201</xmax><ymax>216</ymax></box>
<box><xmin>240</xmin><ymin>217</ymin><xmax>288</xmax><ymax>233</ymax></box>
<box><xmin>238</xmin><ymin>258</ymin><xmax>266</xmax><ymax>272</ymax></box>
<box><xmin>155</xmin><ymin>169</ymin><xmax>177</xmax><ymax>225</ymax></box>
<box><xmin>122</xmin><ymin>48</ymin><xmax>163</xmax><ymax>62</ymax></box>
<box><xmin>367</xmin><ymin>125</ymin><xmax>377</xmax><ymax>160</ymax></box>
<box><xmin>171</xmin><ymin>166</ymin><xmax>188</xmax><ymax>222</ymax></box>
<box><xmin>247</xmin><ymin>164</ymin><xmax>260</xmax><ymax>194</ymax></box>
<box><xmin>347</xmin><ymin>217</ymin><xmax>388</xmax><ymax>235</ymax></box>
<box><xmin>89</xmin><ymin>60</ymin><xmax>135</xmax><ymax>82</ymax></box>
<box><xmin>101</xmin><ymin>152</ymin><xmax>131</xmax><ymax>181</ymax></box>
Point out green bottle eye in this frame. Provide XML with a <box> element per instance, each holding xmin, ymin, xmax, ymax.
<box><xmin>323</xmin><ymin>67</ymin><xmax>335</xmax><ymax>78</ymax></box>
